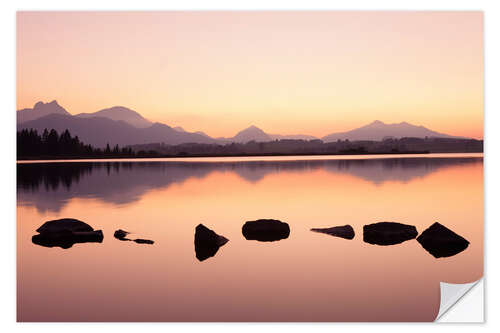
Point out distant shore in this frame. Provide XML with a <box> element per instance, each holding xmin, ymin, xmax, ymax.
<box><xmin>17</xmin><ymin>150</ymin><xmax>436</xmax><ymax>161</ymax></box>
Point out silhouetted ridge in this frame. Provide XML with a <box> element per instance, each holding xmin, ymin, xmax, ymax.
<box><xmin>322</xmin><ymin>120</ymin><xmax>462</xmax><ymax>142</ymax></box>
<box><xmin>17</xmin><ymin>100</ymin><xmax>70</xmax><ymax>124</ymax></box>
<box><xmin>76</xmin><ymin>106</ymin><xmax>153</xmax><ymax>128</ymax></box>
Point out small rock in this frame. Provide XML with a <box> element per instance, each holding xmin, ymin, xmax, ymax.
<box><xmin>133</xmin><ymin>239</ymin><xmax>154</xmax><ymax>245</ymax></box>
<box><xmin>242</xmin><ymin>219</ymin><xmax>290</xmax><ymax>242</ymax></box>
<box><xmin>311</xmin><ymin>225</ymin><xmax>355</xmax><ymax>239</ymax></box>
<box><xmin>114</xmin><ymin>229</ymin><xmax>130</xmax><ymax>240</ymax></box>
<box><xmin>363</xmin><ymin>222</ymin><xmax>418</xmax><ymax>245</ymax></box>
<box><xmin>195</xmin><ymin>224</ymin><xmax>229</xmax><ymax>261</ymax></box>
<box><xmin>417</xmin><ymin>222</ymin><xmax>469</xmax><ymax>258</ymax></box>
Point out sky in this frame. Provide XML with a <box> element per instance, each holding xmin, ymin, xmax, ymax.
<box><xmin>17</xmin><ymin>11</ymin><xmax>483</xmax><ymax>139</ymax></box>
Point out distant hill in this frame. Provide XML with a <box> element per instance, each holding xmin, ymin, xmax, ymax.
<box><xmin>17</xmin><ymin>100</ymin><xmax>70</xmax><ymax>123</ymax></box>
<box><xmin>75</xmin><ymin>106</ymin><xmax>153</xmax><ymax>128</ymax></box>
<box><xmin>232</xmin><ymin>125</ymin><xmax>272</xmax><ymax>142</ymax></box>
<box><xmin>229</xmin><ymin>125</ymin><xmax>317</xmax><ymax>142</ymax></box>
<box><xmin>17</xmin><ymin>114</ymin><xmax>216</xmax><ymax>148</ymax></box>
<box><xmin>17</xmin><ymin>100</ymin><xmax>470</xmax><ymax>147</ymax></box>
<box><xmin>174</xmin><ymin>126</ymin><xmax>211</xmax><ymax>138</ymax></box>
<box><xmin>322</xmin><ymin>120</ymin><xmax>460</xmax><ymax>142</ymax></box>
<box><xmin>269</xmin><ymin>134</ymin><xmax>318</xmax><ymax>141</ymax></box>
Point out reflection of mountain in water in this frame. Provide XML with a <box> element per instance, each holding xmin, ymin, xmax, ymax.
<box><xmin>17</xmin><ymin>157</ymin><xmax>482</xmax><ymax>212</ymax></box>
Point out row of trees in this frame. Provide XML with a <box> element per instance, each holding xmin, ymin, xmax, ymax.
<box><xmin>17</xmin><ymin>128</ymin><xmax>135</xmax><ymax>158</ymax></box>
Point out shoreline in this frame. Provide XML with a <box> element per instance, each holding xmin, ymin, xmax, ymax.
<box><xmin>16</xmin><ymin>152</ymin><xmax>484</xmax><ymax>164</ymax></box>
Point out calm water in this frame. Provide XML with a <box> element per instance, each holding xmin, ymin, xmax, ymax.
<box><xmin>17</xmin><ymin>153</ymin><xmax>483</xmax><ymax>322</ymax></box>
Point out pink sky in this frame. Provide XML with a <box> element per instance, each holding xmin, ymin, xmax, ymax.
<box><xmin>17</xmin><ymin>11</ymin><xmax>483</xmax><ymax>138</ymax></box>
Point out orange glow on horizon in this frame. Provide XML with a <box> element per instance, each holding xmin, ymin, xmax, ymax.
<box><xmin>17</xmin><ymin>11</ymin><xmax>483</xmax><ymax>139</ymax></box>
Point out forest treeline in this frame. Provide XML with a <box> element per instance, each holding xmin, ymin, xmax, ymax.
<box><xmin>17</xmin><ymin>128</ymin><xmax>151</xmax><ymax>159</ymax></box>
<box><xmin>17</xmin><ymin>128</ymin><xmax>483</xmax><ymax>160</ymax></box>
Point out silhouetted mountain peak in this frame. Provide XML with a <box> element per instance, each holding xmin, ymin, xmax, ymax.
<box><xmin>239</xmin><ymin>125</ymin><xmax>266</xmax><ymax>134</ymax></box>
<box><xmin>76</xmin><ymin>106</ymin><xmax>153</xmax><ymax>128</ymax></box>
<box><xmin>323</xmin><ymin>120</ymin><xmax>459</xmax><ymax>142</ymax></box>
<box><xmin>17</xmin><ymin>100</ymin><xmax>70</xmax><ymax>124</ymax></box>
<box><xmin>173</xmin><ymin>126</ymin><xmax>186</xmax><ymax>132</ymax></box>
<box><xmin>233</xmin><ymin>125</ymin><xmax>271</xmax><ymax>142</ymax></box>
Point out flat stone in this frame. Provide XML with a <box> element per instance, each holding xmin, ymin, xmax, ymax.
<box><xmin>311</xmin><ymin>225</ymin><xmax>355</xmax><ymax>239</ymax></box>
<box><xmin>36</xmin><ymin>218</ymin><xmax>94</xmax><ymax>234</ymax></box>
<box><xmin>32</xmin><ymin>230</ymin><xmax>103</xmax><ymax>249</ymax></box>
<box><xmin>242</xmin><ymin>219</ymin><xmax>290</xmax><ymax>242</ymax></box>
<box><xmin>363</xmin><ymin>222</ymin><xmax>418</xmax><ymax>245</ymax></box>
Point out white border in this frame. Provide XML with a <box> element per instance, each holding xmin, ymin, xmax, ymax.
<box><xmin>2</xmin><ymin>1</ymin><xmax>499</xmax><ymax>332</ymax></box>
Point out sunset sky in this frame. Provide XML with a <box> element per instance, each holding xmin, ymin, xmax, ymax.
<box><xmin>17</xmin><ymin>11</ymin><xmax>483</xmax><ymax>139</ymax></box>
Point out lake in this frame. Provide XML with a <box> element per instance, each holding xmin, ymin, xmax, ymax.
<box><xmin>17</xmin><ymin>153</ymin><xmax>484</xmax><ymax>321</ymax></box>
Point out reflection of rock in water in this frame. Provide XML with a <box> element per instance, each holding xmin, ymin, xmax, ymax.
<box><xmin>114</xmin><ymin>229</ymin><xmax>154</xmax><ymax>244</ymax></box>
<box><xmin>242</xmin><ymin>219</ymin><xmax>290</xmax><ymax>242</ymax></box>
<box><xmin>32</xmin><ymin>218</ymin><xmax>103</xmax><ymax>249</ymax></box>
<box><xmin>363</xmin><ymin>222</ymin><xmax>418</xmax><ymax>245</ymax></box>
<box><xmin>311</xmin><ymin>225</ymin><xmax>355</xmax><ymax>239</ymax></box>
<box><xmin>417</xmin><ymin>222</ymin><xmax>469</xmax><ymax>258</ymax></box>
<box><xmin>194</xmin><ymin>224</ymin><xmax>229</xmax><ymax>261</ymax></box>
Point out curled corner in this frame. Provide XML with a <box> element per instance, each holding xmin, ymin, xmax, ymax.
<box><xmin>435</xmin><ymin>278</ymin><xmax>483</xmax><ymax>322</ymax></box>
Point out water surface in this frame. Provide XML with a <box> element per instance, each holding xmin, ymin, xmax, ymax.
<box><xmin>17</xmin><ymin>153</ymin><xmax>483</xmax><ymax>321</ymax></box>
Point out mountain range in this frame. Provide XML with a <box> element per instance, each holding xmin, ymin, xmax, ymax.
<box><xmin>17</xmin><ymin>100</ymin><xmax>465</xmax><ymax>147</ymax></box>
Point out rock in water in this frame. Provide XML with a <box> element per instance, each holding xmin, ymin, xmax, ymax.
<box><xmin>36</xmin><ymin>218</ymin><xmax>94</xmax><ymax>234</ymax></box>
<box><xmin>114</xmin><ymin>229</ymin><xmax>131</xmax><ymax>241</ymax></box>
<box><xmin>242</xmin><ymin>219</ymin><xmax>290</xmax><ymax>242</ymax></box>
<box><xmin>417</xmin><ymin>222</ymin><xmax>469</xmax><ymax>258</ymax></box>
<box><xmin>194</xmin><ymin>224</ymin><xmax>229</xmax><ymax>261</ymax></box>
<box><xmin>134</xmin><ymin>239</ymin><xmax>154</xmax><ymax>245</ymax></box>
<box><xmin>32</xmin><ymin>229</ymin><xmax>103</xmax><ymax>249</ymax></box>
<box><xmin>363</xmin><ymin>222</ymin><xmax>418</xmax><ymax>245</ymax></box>
<box><xmin>311</xmin><ymin>225</ymin><xmax>355</xmax><ymax>239</ymax></box>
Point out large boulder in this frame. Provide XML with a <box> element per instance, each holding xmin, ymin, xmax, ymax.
<box><xmin>242</xmin><ymin>219</ymin><xmax>290</xmax><ymax>242</ymax></box>
<box><xmin>363</xmin><ymin>222</ymin><xmax>418</xmax><ymax>245</ymax></box>
<box><xmin>194</xmin><ymin>224</ymin><xmax>229</xmax><ymax>261</ymax></box>
<box><xmin>32</xmin><ymin>230</ymin><xmax>103</xmax><ymax>249</ymax></box>
<box><xmin>32</xmin><ymin>218</ymin><xmax>103</xmax><ymax>249</ymax></box>
<box><xmin>36</xmin><ymin>218</ymin><xmax>94</xmax><ymax>234</ymax></box>
<box><xmin>311</xmin><ymin>225</ymin><xmax>355</xmax><ymax>239</ymax></box>
<box><xmin>417</xmin><ymin>222</ymin><xmax>469</xmax><ymax>258</ymax></box>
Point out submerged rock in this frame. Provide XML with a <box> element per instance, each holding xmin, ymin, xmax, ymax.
<box><xmin>242</xmin><ymin>219</ymin><xmax>290</xmax><ymax>242</ymax></box>
<box><xmin>194</xmin><ymin>224</ymin><xmax>229</xmax><ymax>261</ymax></box>
<box><xmin>114</xmin><ymin>229</ymin><xmax>154</xmax><ymax>244</ymax></box>
<box><xmin>417</xmin><ymin>222</ymin><xmax>469</xmax><ymax>258</ymax></box>
<box><xmin>363</xmin><ymin>222</ymin><xmax>418</xmax><ymax>245</ymax></box>
<box><xmin>311</xmin><ymin>225</ymin><xmax>355</xmax><ymax>240</ymax></box>
<box><xmin>32</xmin><ymin>218</ymin><xmax>103</xmax><ymax>249</ymax></box>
